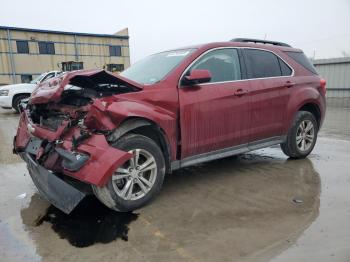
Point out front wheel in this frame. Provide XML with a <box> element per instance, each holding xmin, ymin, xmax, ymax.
<box><xmin>92</xmin><ymin>134</ymin><xmax>165</xmax><ymax>212</ymax></box>
<box><xmin>281</xmin><ymin>111</ymin><xmax>318</xmax><ymax>159</ymax></box>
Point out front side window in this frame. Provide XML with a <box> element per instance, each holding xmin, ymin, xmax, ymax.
<box><xmin>38</xmin><ymin>42</ymin><xmax>55</xmax><ymax>54</ymax></box>
<box><xmin>41</xmin><ymin>73</ymin><xmax>56</xmax><ymax>82</ymax></box>
<box><xmin>30</xmin><ymin>73</ymin><xmax>47</xmax><ymax>84</ymax></box>
<box><xmin>121</xmin><ymin>49</ymin><xmax>195</xmax><ymax>84</ymax></box>
<box><xmin>188</xmin><ymin>48</ymin><xmax>241</xmax><ymax>83</ymax></box>
<box><xmin>16</xmin><ymin>41</ymin><xmax>29</xmax><ymax>54</ymax></box>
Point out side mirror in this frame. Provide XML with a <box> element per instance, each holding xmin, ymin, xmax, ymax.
<box><xmin>182</xmin><ymin>69</ymin><xmax>212</xmax><ymax>86</ymax></box>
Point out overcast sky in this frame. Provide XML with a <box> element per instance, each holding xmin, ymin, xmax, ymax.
<box><xmin>1</xmin><ymin>0</ymin><xmax>349</xmax><ymax>63</ymax></box>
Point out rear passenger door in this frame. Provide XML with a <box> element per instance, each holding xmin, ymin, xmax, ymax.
<box><xmin>243</xmin><ymin>49</ymin><xmax>293</xmax><ymax>142</ymax></box>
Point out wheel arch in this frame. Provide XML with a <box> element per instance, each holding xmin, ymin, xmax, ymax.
<box><xmin>285</xmin><ymin>85</ymin><xmax>324</xmax><ymax>133</ymax></box>
<box><xmin>298</xmin><ymin>102</ymin><xmax>321</xmax><ymax>128</ymax></box>
<box><xmin>12</xmin><ymin>93</ymin><xmax>31</xmax><ymax>108</ymax></box>
<box><xmin>109</xmin><ymin>117</ymin><xmax>173</xmax><ymax>174</ymax></box>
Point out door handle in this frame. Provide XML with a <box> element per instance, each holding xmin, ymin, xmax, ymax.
<box><xmin>284</xmin><ymin>81</ymin><xmax>296</xmax><ymax>88</ymax></box>
<box><xmin>234</xmin><ymin>89</ymin><xmax>249</xmax><ymax>96</ymax></box>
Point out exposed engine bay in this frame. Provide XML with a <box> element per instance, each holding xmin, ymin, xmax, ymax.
<box><xmin>29</xmin><ymin>70</ymin><xmax>139</xmax><ymax>131</ymax></box>
<box><xmin>13</xmin><ymin>70</ymin><xmax>138</xmax><ymax>213</ymax></box>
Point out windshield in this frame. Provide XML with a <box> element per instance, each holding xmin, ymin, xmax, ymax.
<box><xmin>120</xmin><ymin>49</ymin><xmax>195</xmax><ymax>84</ymax></box>
<box><xmin>30</xmin><ymin>73</ymin><xmax>47</xmax><ymax>84</ymax></box>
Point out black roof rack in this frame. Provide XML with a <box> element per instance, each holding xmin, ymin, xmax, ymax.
<box><xmin>231</xmin><ymin>38</ymin><xmax>291</xmax><ymax>47</ymax></box>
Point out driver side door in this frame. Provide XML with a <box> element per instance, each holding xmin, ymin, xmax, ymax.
<box><xmin>178</xmin><ymin>48</ymin><xmax>251</xmax><ymax>159</ymax></box>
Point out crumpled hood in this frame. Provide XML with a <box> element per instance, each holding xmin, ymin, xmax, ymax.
<box><xmin>30</xmin><ymin>69</ymin><xmax>143</xmax><ymax>104</ymax></box>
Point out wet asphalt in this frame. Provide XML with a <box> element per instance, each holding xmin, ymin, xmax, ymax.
<box><xmin>0</xmin><ymin>98</ymin><xmax>349</xmax><ymax>262</ymax></box>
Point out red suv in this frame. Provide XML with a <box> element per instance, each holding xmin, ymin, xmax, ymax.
<box><xmin>14</xmin><ymin>38</ymin><xmax>326</xmax><ymax>213</ymax></box>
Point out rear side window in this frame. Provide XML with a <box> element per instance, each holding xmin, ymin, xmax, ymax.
<box><xmin>244</xmin><ymin>49</ymin><xmax>282</xmax><ymax>78</ymax></box>
<box><xmin>190</xmin><ymin>48</ymin><xmax>241</xmax><ymax>83</ymax></box>
<box><xmin>244</xmin><ymin>49</ymin><xmax>293</xmax><ymax>78</ymax></box>
<box><xmin>285</xmin><ymin>51</ymin><xmax>318</xmax><ymax>74</ymax></box>
<box><xmin>279</xmin><ymin>59</ymin><xmax>293</xmax><ymax>76</ymax></box>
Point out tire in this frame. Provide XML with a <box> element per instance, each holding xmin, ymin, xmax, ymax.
<box><xmin>281</xmin><ymin>111</ymin><xmax>318</xmax><ymax>159</ymax></box>
<box><xmin>13</xmin><ymin>94</ymin><xmax>30</xmax><ymax>113</ymax></box>
<box><xmin>92</xmin><ymin>134</ymin><xmax>166</xmax><ymax>212</ymax></box>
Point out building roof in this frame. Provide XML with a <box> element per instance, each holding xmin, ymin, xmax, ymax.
<box><xmin>313</xmin><ymin>57</ymin><xmax>350</xmax><ymax>65</ymax></box>
<box><xmin>0</xmin><ymin>26</ymin><xmax>129</xmax><ymax>39</ymax></box>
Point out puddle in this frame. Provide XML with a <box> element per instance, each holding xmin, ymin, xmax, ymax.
<box><xmin>36</xmin><ymin>196</ymin><xmax>138</xmax><ymax>248</ymax></box>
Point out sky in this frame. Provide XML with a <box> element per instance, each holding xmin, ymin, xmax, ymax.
<box><xmin>0</xmin><ymin>0</ymin><xmax>349</xmax><ymax>63</ymax></box>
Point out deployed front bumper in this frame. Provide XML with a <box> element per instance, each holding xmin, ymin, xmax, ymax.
<box><xmin>21</xmin><ymin>152</ymin><xmax>86</xmax><ymax>214</ymax></box>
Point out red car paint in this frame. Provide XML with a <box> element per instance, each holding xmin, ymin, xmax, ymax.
<box><xmin>14</xmin><ymin>41</ymin><xmax>326</xmax><ymax>189</ymax></box>
<box><xmin>60</xmin><ymin>133</ymin><xmax>133</xmax><ymax>186</ymax></box>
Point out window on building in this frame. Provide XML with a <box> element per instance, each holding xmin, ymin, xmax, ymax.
<box><xmin>61</xmin><ymin>61</ymin><xmax>84</xmax><ymax>71</ymax></box>
<box><xmin>16</xmin><ymin>41</ymin><xmax>29</xmax><ymax>54</ymax></box>
<box><xmin>244</xmin><ymin>49</ymin><xmax>284</xmax><ymax>78</ymax></box>
<box><xmin>38</xmin><ymin>41</ymin><xmax>55</xmax><ymax>54</ymax></box>
<box><xmin>189</xmin><ymin>48</ymin><xmax>242</xmax><ymax>83</ymax></box>
<box><xmin>21</xmin><ymin>75</ymin><xmax>32</xmax><ymax>83</ymax></box>
<box><xmin>109</xmin><ymin>45</ymin><xmax>122</xmax><ymax>56</ymax></box>
<box><xmin>106</xmin><ymin>64</ymin><xmax>124</xmax><ymax>72</ymax></box>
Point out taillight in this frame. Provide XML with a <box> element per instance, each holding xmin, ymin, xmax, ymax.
<box><xmin>320</xmin><ymin>78</ymin><xmax>326</xmax><ymax>96</ymax></box>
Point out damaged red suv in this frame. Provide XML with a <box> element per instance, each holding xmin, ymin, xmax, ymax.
<box><xmin>14</xmin><ymin>38</ymin><xmax>326</xmax><ymax>213</ymax></box>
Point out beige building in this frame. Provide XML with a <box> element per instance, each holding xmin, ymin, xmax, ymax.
<box><xmin>0</xmin><ymin>26</ymin><xmax>130</xmax><ymax>85</ymax></box>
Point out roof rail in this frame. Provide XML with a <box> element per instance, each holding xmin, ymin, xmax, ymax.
<box><xmin>231</xmin><ymin>38</ymin><xmax>291</xmax><ymax>47</ymax></box>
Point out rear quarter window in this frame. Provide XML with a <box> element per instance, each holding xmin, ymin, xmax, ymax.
<box><xmin>285</xmin><ymin>51</ymin><xmax>318</xmax><ymax>75</ymax></box>
<box><xmin>279</xmin><ymin>59</ymin><xmax>293</xmax><ymax>76</ymax></box>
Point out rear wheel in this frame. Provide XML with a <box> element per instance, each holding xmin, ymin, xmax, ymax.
<box><xmin>93</xmin><ymin>134</ymin><xmax>165</xmax><ymax>212</ymax></box>
<box><xmin>13</xmin><ymin>94</ymin><xmax>30</xmax><ymax>113</ymax></box>
<box><xmin>281</xmin><ymin>111</ymin><xmax>318</xmax><ymax>159</ymax></box>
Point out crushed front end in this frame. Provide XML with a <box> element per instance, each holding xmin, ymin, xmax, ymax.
<box><xmin>13</xmin><ymin>70</ymin><xmax>140</xmax><ymax>213</ymax></box>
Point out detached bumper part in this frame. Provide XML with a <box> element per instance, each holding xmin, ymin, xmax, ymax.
<box><xmin>22</xmin><ymin>153</ymin><xmax>85</xmax><ymax>214</ymax></box>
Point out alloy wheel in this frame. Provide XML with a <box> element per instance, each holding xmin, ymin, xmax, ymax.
<box><xmin>296</xmin><ymin>120</ymin><xmax>315</xmax><ymax>152</ymax></box>
<box><xmin>112</xmin><ymin>149</ymin><xmax>157</xmax><ymax>201</ymax></box>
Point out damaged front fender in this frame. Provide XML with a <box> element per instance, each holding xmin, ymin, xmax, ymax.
<box><xmin>60</xmin><ymin>134</ymin><xmax>133</xmax><ymax>186</ymax></box>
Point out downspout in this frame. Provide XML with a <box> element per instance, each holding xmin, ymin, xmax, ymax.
<box><xmin>74</xmin><ymin>34</ymin><xmax>79</xmax><ymax>61</ymax></box>
<box><xmin>6</xmin><ymin>29</ymin><xmax>17</xmax><ymax>84</ymax></box>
